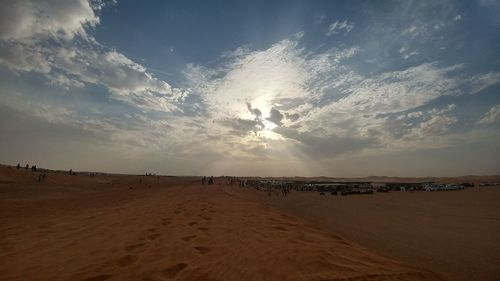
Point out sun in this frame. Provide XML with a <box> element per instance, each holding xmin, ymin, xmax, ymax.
<box><xmin>257</xmin><ymin>120</ymin><xmax>282</xmax><ymax>140</ymax></box>
<box><xmin>262</xmin><ymin>120</ymin><xmax>277</xmax><ymax>131</ymax></box>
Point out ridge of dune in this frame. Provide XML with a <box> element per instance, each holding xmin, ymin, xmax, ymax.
<box><xmin>0</xmin><ymin>166</ymin><xmax>446</xmax><ymax>281</ymax></box>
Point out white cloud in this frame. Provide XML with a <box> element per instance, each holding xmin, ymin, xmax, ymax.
<box><xmin>453</xmin><ymin>14</ymin><xmax>463</xmax><ymax>22</ymax></box>
<box><xmin>0</xmin><ymin>0</ymin><xmax>100</xmax><ymax>40</ymax></box>
<box><xmin>399</xmin><ymin>47</ymin><xmax>419</xmax><ymax>59</ymax></box>
<box><xmin>184</xmin><ymin>38</ymin><xmax>361</xmax><ymax>134</ymax></box>
<box><xmin>48</xmin><ymin>73</ymin><xmax>85</xmax><ymax>89</ymax></box>
<box><xmin>0</xmin><ymin>42</ymin><xmax>51</xmax><ymax>73</ymax></box>
<box><xmin>477</xmin><ymin>104</ymin><xmax>500</xmax><ymax>125</ymax></box>
<box><xmin>0</xmin><ymin>91</ymin><xmax>76</xmax><ymax>125</ymax></box>
<box><xmin>468</xmin><ymin>72</ymin><xmax>500</xmax><ymax>93</ymax></box>
<box><xmin>0</xmin><ymin>0</ymin><xmax>185</xmax><ymax>113</ymax></box>
<box><xmin>186</xmin><ymin>39</ymin><xmax>310</xmax><ymax>122</ymax></box>
<box><xmin>305</xmin><ymin>62</ymin><xmax>463</xmax><ymax>136</ymax></box>
<box><xmin>406</xmin><ymin>110</ymin><xmax>457</xmax><ymax>139</ymax></box>
<box><xmin>182</xmin><ymin>32</ymin><xmax>500</xmax><ymax>160</ymax></box>
<box><xmin>326</xmin><ymin>20</ymin><xmax>354</xmax><ymax>36</ymax></box>
<box><xmin>0</xmin><ymin>1</ymin><xmax>498</xmax><ymax>170</ymax></box>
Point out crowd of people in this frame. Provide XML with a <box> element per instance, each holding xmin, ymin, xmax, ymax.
<box><xmin>13</xmin><ymin>163</ymin><xmax>288</xmax><ymax>197</ymax></box>
<box><xmin>199</xmin><ymin>176</ymin><xmax>292</xmax><ymax>197</ymax></box>
<box><xmin>16</xmin><ymin>163</ymin><xmax>49</xmax><ymax>182</ymax></box>
<box><xmin>16</xmin><ymin>163</ymin><xmax>82</xmax><ymax>182</ymax></box>
<box><xmin>201</xmin><ymin>176</ymin><xmax>214</xmax><ymax>185</ymax></box>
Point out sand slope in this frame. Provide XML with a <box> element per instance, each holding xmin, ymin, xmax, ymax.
<box><xmin>263</xmin><ymin>188</ymin><xmax>500</xmax><ymax>281</ymax></box>
<box><xmin>0</xmin><ymin>167</ymin><xmax>446</xmax><ymax>281</ymax></box>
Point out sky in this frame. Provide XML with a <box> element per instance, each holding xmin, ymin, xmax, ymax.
<box><xmin>0</xmin><ymin>0</ymin><xmax>499</xmax><ymax>177</ymax></box>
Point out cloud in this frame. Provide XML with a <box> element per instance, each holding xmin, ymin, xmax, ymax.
<box><xmin>453</xmin><ymin>14</ymin><xmax>463</xmax><ymax>22</ymax></box>
<box><xmin>0</xmin><ymin>0</ymin><xmax>100</xmax><ymax>40</ymax></box>
<box><xmin>302</xmin><ymin>62</ymin><xmax>464</xmax><ymax>139</ymax></box>
<box><xmin>477</xmin><ymin>104</ymin><xmax>500</xmax><ymax>125</ymax></box>
<box><xmin>405</xmin><ymin>107</ymin><xmax>458</xmax><ymax>139</ymax></box>
<box><xmin>468</xmin><ymin>72</ymin><xmax>500</xmax><ymax>93</ymax></box>
<box><xmin>185</xmin><ymin>38</ymin><xmax>311</xmax><ymax>123</ymax></box>
<box><xmin>220</xmin><ymin>118</ymin><xmax>263</xmax><ymax>135</ymax></box>
<box><xmin>399</xmin><ymin>47</ymin><xmax>419</xmax><ymax>60</ymax></box>
<box><xmin>183</xmin><ymin>30</ymin><xmax>500</xmax><ymax>161</ymax></box>
<box><xmin>0</xmin><ymin>42</ymin><xmax>51</xmax><ymax>73</ymax></box>
<box><xmin>326</xmin><ymin>20</ymin><xmax>354</xmax><ymax>36</ymax></box>
<box><xmin>184</xmin><ymin>38</ymin><xmax>360</xmax><ymax>126</ymax></box>
<box><xmin>275</xmin><ymin>127</ymin><xmax>374</xmax><ymax>158</ymax></box>
<box><xmin>267</xmin><ymin>108</ymin><xmax>284</xmax><ymax>126</ymax></box>
<box><xmin>246</xmin><ymin>102</ymin><xmax>262</xmax><ymax>117</ymax></box>
<box><xmin>50</xmin><ymin>48</ymin><xmax>185</xmax><ymax>112</ymax></box>
<box><xmin>47</xmin><ymin>73</ymin><xmax>85</xmax><ymax>89</ymax></box>
<box><xmin>285</xmin><ymin>112</ymin><xmax>300</xmax><ymax>122</ymax></box>
<box><xmin>0</xmin><ymin>0</ymin><xmax>184</xmax><ymax>113</ymax></box>
<box><xmin>1</xmin><ymin>0</ymin><xmax>499</xmax><ymax>174</ymax></box>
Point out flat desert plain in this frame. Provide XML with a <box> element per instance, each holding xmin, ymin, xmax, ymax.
<box><xmin>0</xmin><ymin>166</ymin><xmax>496</xmax><ymax>281</ymax></box>
<box><xmin>262</xmin><ymin>185</ymin><xmax>500</xmax><ymax>281</ymax></box>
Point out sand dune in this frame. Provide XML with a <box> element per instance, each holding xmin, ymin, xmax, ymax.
<box><xmin>0</xmin><ymin>166</ymin><xmax>446</xmax><ymax>281</ymax></box>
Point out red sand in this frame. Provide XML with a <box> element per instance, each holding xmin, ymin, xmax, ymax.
<box><xmin>0</xmin><ymin>166</ymin><xmax>449</xmax><ymax>281</ymax></box>
<box><xmin>262</xmin><ymin>186</ymin><xmax>500</xmax><ymax>281</ymax></box>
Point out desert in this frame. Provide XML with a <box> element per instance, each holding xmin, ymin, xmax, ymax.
<box><xmin>2</xmin><ymin>165</ymin><xmax>499</xmax><ymax>281</ymax></box>
<box><xmin>2</xmin><ymin>1</ymin><xmax>500</xmax><ymax>281</ymax></box>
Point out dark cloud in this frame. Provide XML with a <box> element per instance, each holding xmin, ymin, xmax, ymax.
<box><xmin>275</xmin><ymin>127</ymin><xmax>376</xmax><ymax>158</ymax></box>
<box><xmin>285</xmin><ymin>112</ymin><xmax>300</xmax><ymax>122</ymax></box>
<box><xmin>220</xmin><ymin>118</ymin><xmax>263</xmax><ymax>135</ymax></box>
<box><xmin>246</xmin><ymin>102</ymin><xmax>262</xmax><ymax>117</ymax></box>
<box><xmin>267</xmin><ymin>108</ymin><xmax>283</xmax><ymax>125</ymax></box>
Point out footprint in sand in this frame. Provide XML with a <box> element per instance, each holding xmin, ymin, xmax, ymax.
<box><xmin>161</xmin><ymin>218</ymin><xmax>171</xmax><ymax>226</ymax></box>
<box><xmin>80</xmin><ymin>274</ymin><xmax>112</xmax><ymax>281</ymax></box>
<box><xmin>161</xmin><ymin>263</ymin><xmax>188</xmax><ymax>278</ymax></box>
<box><xmin>273</xmin><ymin>226</ymin><xmax>289</xmax><ymax>231</ymax></box>
<box><xmin>148</xmin><ymin>233</ymin><xmax>160</xmax><ymax>240</ymax></box>
<box><xmin>125</xmin><ymin>243</ymin><xmax>145</xmax><ymax>252</ymax></box>
<box><xmin>116</xmin><ymin>255</ymin><xmax>138</xmax><ymax>267</ymax></box>
<box><xmin>194</xmin><ymin>246</ymin><xmax>211</xmax><ymax>254</ymax></box>
<box><xmin>181</xmin><ymin>235</ymin><xmax>196</xmax><ymax>242</ymax></box>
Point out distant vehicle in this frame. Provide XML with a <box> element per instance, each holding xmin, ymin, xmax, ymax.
<box><xmin>423</xmin><ymin>183</ymin><xmax>465</xmax><ymax>191</ymax></box>
<box><xmin>479</xmin><ymin>182</ymin><xmax>500</xmax><ymax>187</ymax></box>
<box><xmin>341</xmin><ymin>187</ymin><xmax>373</xmax><ymax>195</ymax></box>
<box><xmin>341</xmin><ymin>190</ymin><xmax>356</xmax><ymax>195</ymax></box>
<box><xmin>424</xmin><ymin>183</ymin><xmax>443</xmax><ymax>191</ymax></box>
<box><xmin>359</xmin><ymin>187</ymin><xmax>374</xmax><ymax>194</ymax></box>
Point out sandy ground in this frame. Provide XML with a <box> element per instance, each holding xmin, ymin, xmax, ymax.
<box><xmin>0</xmin><ymin>166</ymin><xmax>446</xmax><ymax>281</ymax></box>
<box><xmin>262</xmin><ymin>188</ymin><xmax>500</xmax><ymax>281</ymax></box>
